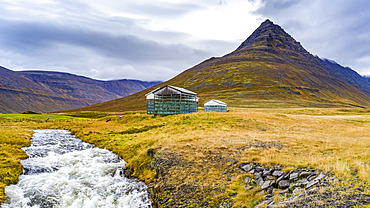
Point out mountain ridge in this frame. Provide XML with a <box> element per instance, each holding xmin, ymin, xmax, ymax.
<box><xmin>318</xmin><ymin>58</ymin><xmax>370</xmax><ymax>94</ymax></box>
<box><xmin>64</xmin><ymin>19</ymin><xmax>369</xmax><ymax>113</ymax></box>
<box><xmin>365</xmin><ymin>76</ymin><xmax>370</xmax><ymax>83</ymax></box>
<box><xmin>0</xmin><ymin>67</ymin><xmax>160</xmax><ymax>113</ymax></box>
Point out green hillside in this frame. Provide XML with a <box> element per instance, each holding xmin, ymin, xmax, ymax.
<box><xmin>66</xmin><ymin>20</ymin><xmax>370</xmax><ymax>113</ymax></box>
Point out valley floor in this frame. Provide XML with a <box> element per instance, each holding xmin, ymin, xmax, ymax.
<box><xmin>0</xmin><ymin>108</ymin><xmax>369</xmax><ymax>207</ymax></box>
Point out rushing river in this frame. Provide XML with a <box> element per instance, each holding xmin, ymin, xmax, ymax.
<box><xmin>2</xmin><ymin>129</ymin><xmax>152</xmax><ymax>208</ymax></box>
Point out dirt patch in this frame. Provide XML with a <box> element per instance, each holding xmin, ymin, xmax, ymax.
<box><xmin>148</xmin><ymin>150</ymin><xmax>240</xmax><ymax>207</ymax></box>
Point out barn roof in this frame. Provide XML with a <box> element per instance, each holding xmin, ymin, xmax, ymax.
<box><xmin>146</xmin><ymin>93</ymin><xmax>155</xmax><ymax>99</ymax></box>
<box><xmin>146</xmin><ymin>85</ymin><xmax>197</xmax><ymax>97</ymax></box>
<box><xmin>204</xmin><ymin>99</ymin><xmax>227</xmax><ymax>106</ymax></box>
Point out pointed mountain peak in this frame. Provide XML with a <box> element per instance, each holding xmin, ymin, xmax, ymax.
<box><xmin>261</xmin><ymin>19</ymin><xmax>274</xmax><ymax>26</ymax></box>
<box><xmin>236</xmin><ymin>19</ymin><xmax>308</xmax><ymax>55</ymax></box>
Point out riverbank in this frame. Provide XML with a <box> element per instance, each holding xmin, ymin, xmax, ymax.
<box><xmin>2</xmin><ymin>129</ymin><xmax>151</xmax><ymax>207</ymax></box>
<box><xmin>0</xmin><ymin>108</ymin><xmax>369</xmax><ymax>207</ymax></box>
<box><xmin>0</xmin><ymin>118</ymin><xmax>32</xmax><ymax>203</ymax></box>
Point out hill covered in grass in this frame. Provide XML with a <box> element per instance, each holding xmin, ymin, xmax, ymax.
<box><xmin>66</xmin><ymin>19</ymin><xmax>370</xmax><ymax>113</ymax></box>
<box><xmin>0</xmin><ymin>67</ymin><xmax>160</xmax><ymax>113</ymax></box>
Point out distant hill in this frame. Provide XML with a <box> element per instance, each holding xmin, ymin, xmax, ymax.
<box><xmin>318</xmin><ymin>58</ymin><xmax>370</xmax><ymax>94</ymax></box>
<box><xmin>0</xmin><ymin>67</ymin><xmax>160</xmax><ymax>113</ymax></box>
<box><xmin>365</xmin><ymin>76</ymin><xmax>370</xmax><ymax>83</ymax></box>
<box><xmin>61</xmin><ymin>20</ymin><xmax>370</xmax><ymax>112</ymax></box>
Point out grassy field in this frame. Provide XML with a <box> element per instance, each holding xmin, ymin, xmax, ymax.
<box><xmin>0</xmin><ymin>108</ymin><xmax>369</xmax><ymax>206</ymax></box>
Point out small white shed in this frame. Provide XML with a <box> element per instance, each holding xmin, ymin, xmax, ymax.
<box><xmin>204</xmin><ymin>99</ymin><xmax>227</xmax><ymax>112</ymax></box>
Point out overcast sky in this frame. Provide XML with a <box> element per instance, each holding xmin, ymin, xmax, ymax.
<box><xmin>0</xmin><ymin>0</ymin><xmax>369</xmax><ymax>81</ymax></box>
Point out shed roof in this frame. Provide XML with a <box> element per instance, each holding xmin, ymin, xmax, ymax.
<box><xmin>204</xmin><ymin>99</ymin><xmax>227</xmax><ymax>106</ymax></box>
<box><xmin>146</xmin><ymin>93</ymin><xmax>154</xmax><ymax>100</ymax></box>
<box><xmin>146</xmin><ymin>85</ymin><xmax>197</xmax><ymax>96</ymax></box>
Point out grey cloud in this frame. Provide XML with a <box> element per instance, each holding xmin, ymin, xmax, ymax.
<box><xmin>0</xmin><ymin>1</ymin><xmax>257</xmax><ymax>81</ymax></box>
<box><xmin>124</xmin><ymin>2</ymin><xmax>204</xmax><ymax>18</ymax></box>
<box><xmin>0</xmin><ymin>18</ymin><xmax>214</xmax><ymax>81</ymax></box>
<box><xmin>0</xmin><ymin>19</ymin><xmax>208</xmax><ymax>62</ymax></box>
<box><xmin>256</xmin><ymin>0</ymin><xmax>303</xmax><ymax>11</ymax></box>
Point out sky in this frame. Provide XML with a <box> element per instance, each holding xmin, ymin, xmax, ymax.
<box><xmin>0</xmin><ymin>0</ymin><xmax>369</xmax><ymax>81</ymax></box>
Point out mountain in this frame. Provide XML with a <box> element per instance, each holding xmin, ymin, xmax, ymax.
<box><xmin>62</xmin><ymin>20</ymin><xmax>370</xmax><ymax>112</ymax></box>
<box><xmin>318</xmin><ymin>58</ymin><xmax>370</xmax><ymax>94</ymax></box>
<box><xmin>0</xmin><ymin>67</ymin><xmax>160</xmax><ymax>113</ymax></box>
<box><xmin>364</xmin><ymin>76</ymin><xmax>370</xmax><ymax>83</ymax></box>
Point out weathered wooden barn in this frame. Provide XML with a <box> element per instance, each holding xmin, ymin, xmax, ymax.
<box><xmin>146</xmin><ymin>85</ymin><xmax>198</xmax><ymax>115</ymax></box>
<box><xmin>204</xmin><ymin>99</ymin><xmax>227</xmax><ymax>112</ymax></box>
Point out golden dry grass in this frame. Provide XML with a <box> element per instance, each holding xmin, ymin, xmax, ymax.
<box><xmin>0</xmin><ymin>119</ymin><xmax>33</xmax><ymax>202</ymax></box>
<box><xmin>59</xmin><ymin>108</ymin><xmax>369</xmax><ymax>206</ymax></box>
<box><xmin>0</xmin><ymin>108</ymin><xmax>369</xmax><ymax>206</ymax></box>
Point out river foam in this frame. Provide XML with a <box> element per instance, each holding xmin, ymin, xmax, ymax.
<box><xmin>2</xmin><ymin>129</ymin><xmax>151</xmax><ymax>208</ymax></box>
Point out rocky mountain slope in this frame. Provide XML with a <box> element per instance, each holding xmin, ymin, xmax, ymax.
<box><xmin>69</xmin><ymin>19</ymin><xmax>370</xmax><ymax>112</ymax></box>
<box><xmin>0</xmin><ymin>67</ymin><xmax>160</xmax><ymax>113</ymax></box>
<box><xmin>365</xmin><ymin>75</ymin><xmax>370</xmax><ymax>83</ymax></box>
<box><xmin>318</xmin><ymin>58</ymin><xmax>370</xmax><ymax>94</ymax></box>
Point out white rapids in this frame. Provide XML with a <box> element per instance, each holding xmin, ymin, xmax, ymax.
<box><xmin>2</xmin><ymin>129</ymin><xmax>152</xmax><ymax>208</ymax></box>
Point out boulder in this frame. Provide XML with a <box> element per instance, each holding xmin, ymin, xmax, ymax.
<box><xmin>254</xmin><ymin>172</ymin><xmax>263</xmax><ymax>178</ymax></box>
<box><xmin>237</xmin><ymin>162</ymin><xmax>335</xmax><ymax>206</ymax></box>
<box><xmin>308</xmin><ymin>175</ymin><xmax>317</xmax><ymax>181</ymax></box>
<box><xmin>261</xmin><ymin>180</ymin><xmax>274</xmax><ymax>190</ymax></box>
<box><xmin>263</xmin><ymin>169</ymin><xmax>273</xmax><ymax>176</ymax></box>
<box><xmin>289</xmin><ymin>172</ymin><xmax>299</xmax><ymax>181</ymax></box>
<box><xmin>301</xmin><ymin>179</ymin><xmax>309</xmax><ymax>185</ymax></box>
<box><xmin>311</xmin><ymin>169</ymin><xmax>319</xmax><ymax>175</ymax></box>
<box><xmin>245</xmin><ymin>185</ymin><xmax>253</xmax><ymax>190</ymax></box>
<box><xmin>276</xmin><ymin>174</ymin><xmax>285</xmax><ymax>184</ymax></box>
<box><xmin>314</xmin><ymin>172</ymin><xmax>326</xmax><ymax>181</ymax></box>
<box><xmin>255</xmin><ymin>177</ymin><xmax>264</xmax><ymax>186</ymax></box>
<box><xmin>279</xmin><ymin>188</ymin><xmax>290</xmax><ymax>195</ymax></box>
<box><xmin>299</xmin><ymin>171</ymin><xmax>311</xmax><ymax>177</ymax></box>
<box><xmin>245</xmin><ymin>176</ymin><xmax>252</xmax><ymax>184</ymax></box>
<box><xmin>242</xmin><ymin>164</ymin><xmax>254</xmax><ymax>172</ymax></box>
<box><xmin>278</xmin><ymin>180</ymin><xmax>290</xmax><ymax>189</ymax></box>
<box><xmin>272</xmin><ymin>170</ymin><xmax>284</xmax><ymax>177</ymax></box>
<box><xmin>306</xmin><ymin>180</ymin><xmax>319</xmax><ymax>189</ymax></box>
